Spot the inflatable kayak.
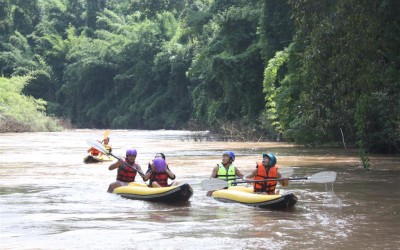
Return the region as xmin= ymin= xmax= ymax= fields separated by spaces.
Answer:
xmin=83 ymin=154 xmax=113 ymax=163
xmin=212 ymin=186 xmax=297 ymax=209
xmin=114 ymin=182 xmax=193 ymax=203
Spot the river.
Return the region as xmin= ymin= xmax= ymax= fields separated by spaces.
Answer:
xmin=0 ymin=130 xmax=399 ymax=249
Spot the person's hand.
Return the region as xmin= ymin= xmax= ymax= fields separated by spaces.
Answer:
xmin=282 ymin=178 xmax=289 ymax=187
xmin=150 ymin=162 xmax=156 ymax=172
xmin=242 ymin=177 xmax=247 ymax=182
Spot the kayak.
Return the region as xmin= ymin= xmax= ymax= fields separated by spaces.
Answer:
xmin=211 ymin=186 xmax=297 ymax=209
xmin=83 ymin=154 xmax=113 ymax=163
xmin=113 ymin=182 xmax=193 ymax=203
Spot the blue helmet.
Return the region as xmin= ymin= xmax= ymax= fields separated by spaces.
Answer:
xmin=263 ymin=153 xmax=277 ymax=167
xmin=126 ymin=149 xmax=137 ymax=156
xmin=223 ymin=151 xmax=235 ymax=161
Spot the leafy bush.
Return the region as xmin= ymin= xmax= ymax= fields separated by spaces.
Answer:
xmin=0 ymin=75 xmax=63 ymax=132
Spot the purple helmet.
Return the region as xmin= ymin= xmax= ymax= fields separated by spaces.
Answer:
xmin=126 ymin=149 xmax=137 ymax=156
xmin=153 ymin=158 xmax=166 ymax=172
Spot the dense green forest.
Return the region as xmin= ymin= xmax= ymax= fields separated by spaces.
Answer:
xmin=0 ymin=0 xmax=399 ymax=156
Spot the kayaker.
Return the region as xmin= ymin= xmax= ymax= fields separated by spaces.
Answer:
xmin=87 ymin=137 xmax=111 ymax=156
xmin=107 ymin=149 xmax=144 ymax=193
xmin=244 ymin=153 xmax=288 ymax=194
xmin=210 ymin=151 xmax=245 ymax=187
xmin=143 ymin=157 xmax=178 ymax=187
xmin=102 ymin=137 xmax=112 ymax=154
xmin=87 ymin=141 xmax=101 ymax=156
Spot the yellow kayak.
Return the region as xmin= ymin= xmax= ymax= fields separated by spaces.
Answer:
xmin=212 ymin=186 xmax=297 ymax=209
xmin=83 ymin=154 xmax=113 ymax=163
xmin=114 ymin=182 xmax=193 ymax=203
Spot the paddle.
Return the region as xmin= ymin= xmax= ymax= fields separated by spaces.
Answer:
xmin=86 ymin=138 xmax=145 ymax=178
xmin=201 ymin=171 xmax=337 ymax=191
xmin=103 ymin=129 xmax=110 ymax=141
xmin=232 ymin=167 xmax=294 ymax=180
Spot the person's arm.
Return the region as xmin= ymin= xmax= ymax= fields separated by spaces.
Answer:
xmin=210 ymin=165 xmax=219 ymax=178
xmin=143 ymin=166 xmax=152 ymax=181
xmin=245 ymin=169 xmax=258 ymax=179
xmin=276 ymin=171 xmax=289 ymax=187
xmin=135 ymin=164 xmax=145 ymax=180
xmin=234 ymin=167 xmax=245 ymax=179
xmin=165 ymin=168 xmax=176 ymax=179
xmin=143 ymin=163 xmax=154 ymax=181
xmin=108 ymin=159 xmax=122 ymax=170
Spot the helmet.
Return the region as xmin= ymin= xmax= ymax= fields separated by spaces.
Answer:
xmin=223 ymin=151 xmax=235 ymax=161
xmin=126 ymin=149 xmax=137 ymax=156
xmin=153 ymin=158 xmax=166 ymax=172
xmin=263 ymin=153 xmax=277 ymax=167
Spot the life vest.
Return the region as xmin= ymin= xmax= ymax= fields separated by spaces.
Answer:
xmin=89 ymin=147 xmax=100 ymax=156
xmin=148 ymin=161 xmax=171 ymax=187
xmin=150 ymin=171 xmax=169 ymax=187
xmin=217 ymin=163 xmax=236 ymax=186
xmin=104 ymin=144 xmax=112 ymax=153
xmin=253 ymin=162 xmax=278 ymax=194
xmin=117 ymin=161 xmax=139 ymax=182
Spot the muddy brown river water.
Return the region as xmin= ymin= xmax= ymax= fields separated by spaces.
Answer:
xmin=0 ymin=129 xmax=399 ymax=249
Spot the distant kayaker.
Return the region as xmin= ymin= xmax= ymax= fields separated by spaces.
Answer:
xmin=210 ymin=151 xmax=245 ymax=187
xmin=102 ymin=137 xmax=112 ymax=154
xmin=244 ymin=153 xmax=288 ymax=194
xmin=143 ymin=155 xmax=178 ymax=187
xmin=87 ymin=137 xmax=111 ymax=156
xmin=107 ymin=149 xmax=144 ymax=193
xmin=87 ymin=142 xmax=101 ymax=156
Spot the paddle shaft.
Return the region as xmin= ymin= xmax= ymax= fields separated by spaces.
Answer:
xmin=233 ymin=167 xmax=294 ymax=180
xmin=87 ymin=139 xmax=145 ymax=177
xmin=233 ymin=177 xmax=306 ymax=185
xmin=201 ymin=171 xmax=336 ymax=191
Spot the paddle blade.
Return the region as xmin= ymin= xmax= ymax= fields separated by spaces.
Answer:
xmin=103 ymin=129 xmax=110 ymax=140
xmin=201 ymin=179 xmax=228 ymax=191
xmin=280 ymin=167 xmax=294 ymax=178
xmin=308 ymin=171 xmax=337 ymax=183
xmin=87 ymin=139 xmax=108 ymax=154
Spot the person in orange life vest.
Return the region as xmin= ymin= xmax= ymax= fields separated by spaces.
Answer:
xmin=244 ymin=153 xmax=288 ymax=194
xmin=143 ymin=157 xmax=178 ymax=187
xmin=210 ymin=151 xmax=245 ymax=185
xmin=107 ymin=149 xmax=144 ymax=193
xmin=87 ymin=137 xmax=112 ymax=156
xmin=87 ymin=142 xmax=101 ymax=156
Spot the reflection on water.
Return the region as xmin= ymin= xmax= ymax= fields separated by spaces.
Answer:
xmin=0 ymin=130 xmax=399 ymax=249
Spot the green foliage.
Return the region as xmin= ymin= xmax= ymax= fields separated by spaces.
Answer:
xmin=264 ymin=0 xmax=400 ymax=153
xmin=0 ymin=0 xmax=398 ymax=154
xmin=260 ymin=48 xmax=289 ymax=135
xmin=259 ymin=0 xmax=294 ymax=60
xmin=189 ymin=1 xmax=265 ymax=128
xmin=0 ymin=76 xmax=62 ymax=132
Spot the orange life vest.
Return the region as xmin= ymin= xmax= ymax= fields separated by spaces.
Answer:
xmin=253 ymin=162 xmax=278 ymax=194
xmin=147 ymin=162 xmax=172 ymax=187
xmin=89 ymin=147 xmax=100 ymax=156
xmin=117 ymin=161 xmax=139 ymax=182
xmin=150 ymin=172 xmax=169 ymax=187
